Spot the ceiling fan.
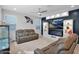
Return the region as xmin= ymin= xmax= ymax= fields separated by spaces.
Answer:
xmin=32 ymin=8 xmax=47 ymax=16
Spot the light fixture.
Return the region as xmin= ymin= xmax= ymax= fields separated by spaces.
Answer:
xmin=71 ymin=5 xmax=75 ymax=8
xmin=55 ymin=14 xmax=60 ymax=17
xmin=37 ymin=12 xmax=41 ymax=15
xmin=61 ymin=12 xmax=69 ymax=17
xmin=13 ymin=8 xmax=16 ymax=11
xmin=46 ymin=16 xmax=50 ymax=19
xmin=51 ymin=15 xmax=55 ymax=18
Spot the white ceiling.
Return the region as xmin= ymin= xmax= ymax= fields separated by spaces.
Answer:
xmin=1 ymin=5 xmax=79 ymax=17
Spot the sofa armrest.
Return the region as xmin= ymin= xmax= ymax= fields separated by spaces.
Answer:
xmin=56 ymin=43 xmax=65 ymax=54
xmin=34 ymin=48 xmax=44 ymax=54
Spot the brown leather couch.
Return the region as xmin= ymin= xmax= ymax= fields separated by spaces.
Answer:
xmin=16 ymin=29 xmax=39 ymax=44
xmin=34 ymin=34 xmax=78 ymax=54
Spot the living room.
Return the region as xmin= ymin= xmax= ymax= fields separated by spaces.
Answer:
xmin=0 ymin=5 xmax=79 ymax=54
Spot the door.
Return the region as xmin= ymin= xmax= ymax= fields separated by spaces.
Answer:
xmin=0 ymin=25 xmax=9 ymax=52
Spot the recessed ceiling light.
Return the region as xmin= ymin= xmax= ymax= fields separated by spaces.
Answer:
xmin=13 ymin=8 xmax=16 ymax=11
xmin=37 ymin=12 xmax=41 ymax=15
xmin=71 ymin=5 xmax=75 ymax=8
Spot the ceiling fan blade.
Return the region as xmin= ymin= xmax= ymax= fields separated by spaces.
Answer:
xmin=40 ymin=10 xmax=47 ymax=13
xmin=31 ymin=11 xmax=38 ymax=13
xmin=31 ymin=8 xmax=47 ymax=16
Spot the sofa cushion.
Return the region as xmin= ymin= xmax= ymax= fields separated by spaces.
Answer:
xmin=34 ymin=48 xmax=44 ymax=54
xmin=65 ymin=43 xmax=76 ymax=54
xmin=64 ymin=34 xmax=77 ymax=50
xmin=64 ymin=37 xmax=73 ymax=49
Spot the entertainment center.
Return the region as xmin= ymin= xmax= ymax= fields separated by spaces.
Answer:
xmin=41 ymin=9 xmax=79 ymax=43
xmin=42 ymin=17 xmax=70 ymax=37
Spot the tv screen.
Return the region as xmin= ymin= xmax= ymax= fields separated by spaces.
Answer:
xmin=48 ymin=19 xmax=63 ymax=36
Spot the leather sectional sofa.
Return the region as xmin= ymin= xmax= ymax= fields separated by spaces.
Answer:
xmin=16 ymin=29 xmax=39 ymax=44
xmin=34 ymin=34 xmax=78 ymax=54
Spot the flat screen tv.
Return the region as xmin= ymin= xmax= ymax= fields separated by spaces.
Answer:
xmin=48 ymin=19 xmax=63 ymax=36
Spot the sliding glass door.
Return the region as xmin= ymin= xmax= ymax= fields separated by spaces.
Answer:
xmin=0 ymin=25 xmax=9 ymax=52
